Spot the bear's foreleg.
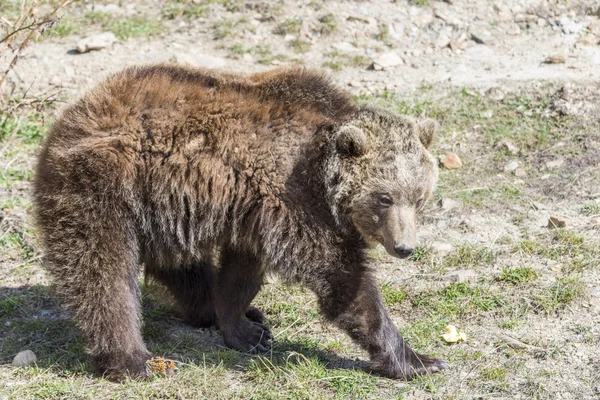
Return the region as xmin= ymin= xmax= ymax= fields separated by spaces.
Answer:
xmin=309 ymin=261 xmax=447 ymax=379
xmin=214 ymin=248 xmax=272 ymax=352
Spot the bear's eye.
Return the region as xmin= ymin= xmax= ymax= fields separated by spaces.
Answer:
xmin=416 ymin=197 xmax=425 ymax=209
xmin=379 ymin=196 xmax=393 ymax=207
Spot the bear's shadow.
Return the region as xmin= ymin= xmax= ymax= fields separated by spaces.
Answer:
xmin=0 ymin=284 xmax=368 ymax=377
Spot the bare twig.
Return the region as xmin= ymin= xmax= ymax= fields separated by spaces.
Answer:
xmin=0 ymin=0 xmax=72 ymax=93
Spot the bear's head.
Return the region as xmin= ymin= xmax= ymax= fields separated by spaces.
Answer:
xmin=325 ymin=107 xmax=438 ymax=258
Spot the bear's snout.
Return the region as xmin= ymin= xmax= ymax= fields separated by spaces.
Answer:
xmin=393 ymin=244 xmax=414 ymax=259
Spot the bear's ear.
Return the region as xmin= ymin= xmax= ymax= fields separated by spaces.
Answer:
xmin=335 ymin=125 xmax=368 ymax=157
xmin=418 ymin=118 xmax=437 ymax=149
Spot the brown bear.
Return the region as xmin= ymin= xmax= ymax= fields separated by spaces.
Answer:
xmin=33 ymin=64 xmax=446 ymax=380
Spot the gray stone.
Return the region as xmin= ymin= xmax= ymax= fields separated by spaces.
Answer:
xmin=75 ymin=32 xmax=118 ymax=53
xmin=13 ymin=350 xmax=37 ymax=367
xmin=372 ymin=52 xmax=404 ymax=70
xmin=439 ymin=198 xmax=461 ymax=211
xmin=504 ymin=161 xmax=519 ymax=172
xmin=548 ymin=215 xmax=570 ymax=229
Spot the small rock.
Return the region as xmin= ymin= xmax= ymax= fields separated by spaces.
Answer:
xmin=348 ymin=81 xmax=361 ymax=88
xmin=470 ymin=31 xmax=494 ymax=46
xmin=560 ymin=16 xmax=584 ymax=34
xmin=435 ymin=32 xmax=452 ymax=48
xmin=442 ymin=153 xmax=462 ymax=169
xmin=430 ymin=242 xmax=454 ymax=253
xmin=504 ymin=161 xmax=519 ymax=172
xmin=497 ymin=140 xmax=519 ymax=154
xmin=506 ymin=23 xmax=522 ymax=35
xmin=13 ymin=350 xmax=37 ymax=367
xmin=575 ymin=347 xmax=585 ymax=357
xmin=439 ymin=198 xmax=461 ymax=211
xmin=548 ymin=216 xmax=570 ymax=229
xmin=494 ymin=4 xmax=513 ymax=21
xmin=75 ymin=32 xmax=118 ymax=53
xmin=371 ymin=52 xmax=404 ymax=70
xmin=537 ymin=18 xmax=547 ymax=27
xmin=443 ymin=269 xmax=477 ymax=283
xmin=449 ymin=39 xmax=465 ymax=51
xmin=514 ymin=168 xmax=527 ymax=178
xmin=545 ymin=53 xmax=567 ymax=64
xmin=546 ymin=158 xmax=564 ymax=169
xmin=486 ymin=87 xmax=505 ymax=101
xmin=577 ymin=34 xmax=599 ymax=46
xmin=514 ymin=14 xmax=538 ymax=23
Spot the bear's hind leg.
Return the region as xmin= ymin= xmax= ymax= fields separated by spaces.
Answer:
xmin=214 ymin=248 xmax=271 ymax=352
xmin=38 ymin=205 xmax=150 ymax=379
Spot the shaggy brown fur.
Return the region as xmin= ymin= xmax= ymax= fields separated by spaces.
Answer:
xmin=33 ymin=64 xmax=446 ymax=380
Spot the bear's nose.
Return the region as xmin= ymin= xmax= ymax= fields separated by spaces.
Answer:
xmin=394 ymin=244 xmax=414 ymax=259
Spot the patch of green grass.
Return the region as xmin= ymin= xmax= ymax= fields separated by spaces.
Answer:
xmin=318 ymin=14 xmax=336 ymax=35
xmin=410 ymin=0 xmax=430 ymax=5
xmin=481 ymin=367 xmax=506 ymax=381
xmin=84 ymin=12 xmax=161 ymax=40
xmin=580 ymin=202 xmax=600 ymax=215
xmin=444 ymin=244 xmax=494 ymax=268
xmin=0 ymin=296 xmax=25 ymax=318
xmin=274 ymin=18 xmax=302 ymax=35
xmin=410 ymin=245 xmax=432 ymax=262
xmin=287 ymin=39 xmax=311 ymax=54
xmin=322 ymin=52 xmax=370 ymax=71
xmin=162 ymin=0 xmax=208 ymax=19
xmin=534 ymin=276 xmax=586 ymax=314
xmin=497 ymin=266 xmax=539 ymax=285
xmin=46 ymin=16 xmax=81 ymax=38
xmin=381 ymin=283 xmax=407 ymax=306
xmin=245 ymin=347 xmax=377 ymax=400
xmin=498 ymin=318 xmax=523 ymax=329
xmin=214 ymin=19 xmax=236 ymax=39
xmin=414 ymin=283 xmax=504 ymax=317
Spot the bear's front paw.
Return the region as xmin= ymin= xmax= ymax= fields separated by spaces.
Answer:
xmin=377 ymin=351 xmax=448 ymax=380
xmin=222 ymin=319 xmax=272 ymax=353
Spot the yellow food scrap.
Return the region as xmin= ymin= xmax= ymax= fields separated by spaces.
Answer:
xmin=146 ymin=356 xmax=178 ymax=377
xmin=442 ymin=325 xmax=467 ymax=343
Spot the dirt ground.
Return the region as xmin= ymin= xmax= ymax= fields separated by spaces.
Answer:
xmin=1 ymin=0 xmax=599 ymax=399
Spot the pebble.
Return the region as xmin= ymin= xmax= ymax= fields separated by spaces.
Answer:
xmin=545 ymin=53 xmax=567 ymax=64
xmin=498 ymin=139 xmax=519 ymax=154
xmin=548 ymin=216 xmax=570 ymax=229
xmin=372 ymin=52 xmax=404 ymax=70
xmin=13 ymin=350 xmax=37 ymax=367
xmin=442 ymin=153 xmax=462 ymax=169
xmin=506 ymin=23 xmax=522 ymax=36
xmin=435 ymin=32 xmax=452 ymax=48
xmin=470 ymin=31 xmax=494 ymax=46
xmin=514 ymin=168 xmax=527 ymax=178
xmin=439 ymin=198 xmax=461 ymax=211
xmin=486 ymin=87 xmax=506 ymax=101
xmin=443 ymin=269 xmax=477 ymax=283
xmin=504 ymin=161 xmax=519 ymax=172
xmin=75 ymin=32 xmax=118 ymax=53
